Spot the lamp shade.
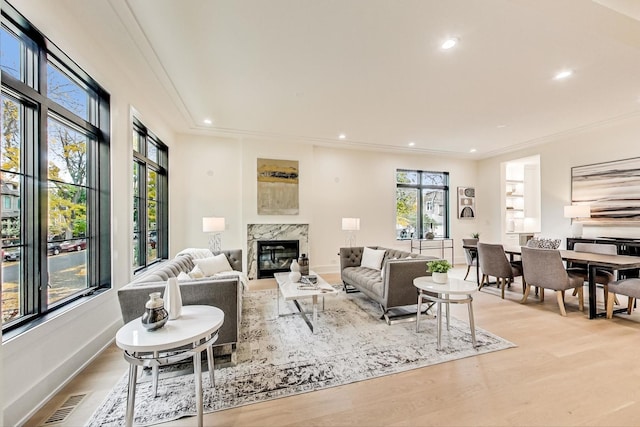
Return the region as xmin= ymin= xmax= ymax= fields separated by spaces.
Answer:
xmin=341 ymin=217 xmax=360 ymax=231
xmin=563 ymin=205 xmax=591 ymax=219
xmin=202 ymin=217 xmax=225 ymax=233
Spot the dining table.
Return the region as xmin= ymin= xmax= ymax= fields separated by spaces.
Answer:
xmin=463 ymin=243 xmax=640 ymax=319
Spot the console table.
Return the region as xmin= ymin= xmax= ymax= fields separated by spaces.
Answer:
xmin=411 ymin=238 xmax=454 ymax=264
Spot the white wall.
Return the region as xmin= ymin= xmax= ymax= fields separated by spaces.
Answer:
xmin=2 ymin=2 xmax=179 ymax=425
xmin=170 ymin=135 xmax=479 ymax=270
xmin=477 ymin=114 xmax=640 ymax=246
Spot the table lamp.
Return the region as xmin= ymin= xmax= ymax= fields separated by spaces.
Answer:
xmin=342 ymin=217 xmax=360 ymax=247
xmin=202 ymin=217 xmax=225 ymax=252
xmin=563 ymin=205 xmax=590 ymax=238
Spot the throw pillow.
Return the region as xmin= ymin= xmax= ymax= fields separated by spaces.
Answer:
xmin=194 ymin=253 xmax=233 ymax=276
xmin=189 ymin=266 xmax=204 ymax=279
xmin=361 ymin=247 xmax=386 ymax=270
xmin=177 ymin=271 xmax=191 ymax=281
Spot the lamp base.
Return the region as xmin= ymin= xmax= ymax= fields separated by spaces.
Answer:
xmin=208 ymin=233 xmax=222 ymax=253
xmin=570 ymin=222 xmax=583 ymax=239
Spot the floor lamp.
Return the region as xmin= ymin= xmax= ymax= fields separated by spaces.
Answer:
xmin=342 ymin=217 xmax=360 ymax=247
xmin=203 ymin=217 xmax=225 ymax=252
xmin=563 ymin=205 xmax=590 ymax=238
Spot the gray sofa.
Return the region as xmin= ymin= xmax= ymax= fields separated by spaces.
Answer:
xmin=339 ymin=246 xmax=437 ymax=323
xmin=117 ymin=249 xmax=243 ymax=362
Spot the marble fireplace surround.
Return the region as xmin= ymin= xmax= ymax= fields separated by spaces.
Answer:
xmin=247 ymin=224 xmax=309 ymax=279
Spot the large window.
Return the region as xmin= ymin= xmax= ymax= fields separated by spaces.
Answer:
xmin=1 ymin=3 xmax=111 ymax=332
xmin=133 ymin=119 xmax=168 ymax=272
xmin=396 ymin=169 xmax=449 ymax=239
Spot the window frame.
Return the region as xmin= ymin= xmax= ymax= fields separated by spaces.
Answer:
xmin=396 ymin=169 xmax=450 ymax=240
xmin=132 ymin=118 xmax=168 ymax=273
xmin=1 ymin=2 xmax=111 ymax=334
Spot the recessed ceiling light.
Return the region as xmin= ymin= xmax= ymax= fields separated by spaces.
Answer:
xmin=408 ymin=142 xmax=416 ymax=147
xmin=441 ymin=38 xmax=458 ymax=50
xmin=554 ymin=70 xmax=573 ymax=80
xmin=203 ymin=118 xmax=212 ymax=125
xmin=338 ymin=133 xmax=346 ymax=140
xmin=496 ymin=124 xmax=507 ymax=128
xmin=470 ymin=148 xmax=477 ymax=153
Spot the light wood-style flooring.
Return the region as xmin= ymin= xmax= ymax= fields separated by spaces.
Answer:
xmin=25 ymin=267 xmax=640 ymax=427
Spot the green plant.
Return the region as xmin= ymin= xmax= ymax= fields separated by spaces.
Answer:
xmin=471 ymin=232 xmax=480 ymax=239
xmin=427 ymin=259 xmax=452 ymax=273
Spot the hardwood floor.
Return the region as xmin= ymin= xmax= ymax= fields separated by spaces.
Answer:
xmin=25 ymin=267 xmax=640 ymax=426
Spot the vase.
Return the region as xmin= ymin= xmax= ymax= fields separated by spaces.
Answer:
xmin=298 ymin=254 xmax=309 ymax=275
xmin=141 ymin=292 xmax=168 ymax=331
xmin=432 ymin=272 xmax=448 ymax=284
xmin=289 ymin=271 xmax=302 ymax=283
xmin=290 ymin=259 xmax=300 ymax=272
xmin=164 ymin=277 xmax=183 ymax=320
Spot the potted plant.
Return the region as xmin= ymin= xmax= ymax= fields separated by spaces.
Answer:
xmin=427 ymin=259 xmax=453 ymax=284
xmin=471 ymin=232 xmax=480 ymax=239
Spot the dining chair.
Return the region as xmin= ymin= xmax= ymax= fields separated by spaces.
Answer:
xmin=520 ymin=246 xmax=584 ymax=316
xmin=462 ymin=238 xmax=478 ymax=281
xmin=477 ymin=242 xmax=525 ymax=299
xmin=606 ymin=278 xmax=640 ymax=318
xmin=567 ymin=243 xmax=617 ymax=308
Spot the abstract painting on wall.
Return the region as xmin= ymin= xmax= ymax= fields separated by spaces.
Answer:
xmin=257 ymin=158 xmax=299 ymax=215
xmin=572 ymin=157 xmax=640 ymax=223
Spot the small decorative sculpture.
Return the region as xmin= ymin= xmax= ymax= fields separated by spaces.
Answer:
xmin=141 ymin=292 xmax=168 ymax=331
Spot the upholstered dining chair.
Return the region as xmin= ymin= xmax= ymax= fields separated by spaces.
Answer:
xmin=477 ymin=242 xmax=524 ymax=299
xmin=606 ymin=278 xmax=640 ymax=318
xmin=567 ymin=243 xmax=617 ymax=308
xmin=462 ymin=238 xmax=478 ymax=281
xmin=520 ymin=246 xmax=584 ymax=316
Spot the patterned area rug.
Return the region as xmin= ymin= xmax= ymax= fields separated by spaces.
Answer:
xmin=88 ymin=287 xmax=515 ymax=426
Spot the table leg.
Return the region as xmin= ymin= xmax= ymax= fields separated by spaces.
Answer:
xmin=445 ymin=294 xmax=450 ymax=331
xmin=152 ymin=350 xmax=159 ymax=397
xmin=207 ymin=343 xmax=215 ymax=387
xmin=312 ymin=295 xmax=318 ymax=334
xmin=125 ymin=363 xmax=137 ymax=427
xmin=436 ymin=301 xmax=442 ymax=350
xmin=589 ymin=264 xmax=597 ymax=319
xmin=416 ymin=292 xmax=422 ymax=332
xmin=194 ymin=351 xmax=203 ymax=427
xmin=475 ymin=254 xmax=480 ymax=287
xmin=468 ymin=297 xmax=477 ymax=347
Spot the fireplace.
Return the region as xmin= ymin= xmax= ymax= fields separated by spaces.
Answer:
xmin=256 ymin=240 xmax=299 ymax=279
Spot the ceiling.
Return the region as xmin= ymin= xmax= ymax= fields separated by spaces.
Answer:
xmin=70 ymin=0 xmax=640 ymax=158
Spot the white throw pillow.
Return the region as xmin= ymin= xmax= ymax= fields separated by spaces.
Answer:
xmin=177 ymin=271 xmax=191 ymax=281
xmin=194 ymin=253 xmax=233 ymax=276
xmin=361 ymin=247 xmax=386 ymax=270
xmin=189 ymin=266 xmax=204 ymax=279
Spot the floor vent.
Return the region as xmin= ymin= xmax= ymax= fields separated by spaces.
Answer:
xmin=42 ymin=393 xmax=87 ymax=425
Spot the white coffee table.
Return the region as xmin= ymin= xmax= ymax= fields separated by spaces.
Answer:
xmin=274 ymin=271 xmax=338 ymax=334
xmin=414 ymin=276 xmax=478 ymax=350
xmin=115 ymin=305 xmax=224 ymax=427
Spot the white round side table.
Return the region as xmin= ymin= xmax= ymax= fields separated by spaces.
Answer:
xmin=414 ymin=276 xmax=478 ymax=350
xmin=116 ymin=305 xmax=224 ymax=427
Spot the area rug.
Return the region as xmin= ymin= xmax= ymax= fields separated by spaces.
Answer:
xmin=88 ymin=287 xmax=515 ymax=426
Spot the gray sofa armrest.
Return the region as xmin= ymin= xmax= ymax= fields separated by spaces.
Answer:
xmin=383 ymin=257 xmax=437 ymax=308
xmin=117 ymin=277 xmax=240 ymax=346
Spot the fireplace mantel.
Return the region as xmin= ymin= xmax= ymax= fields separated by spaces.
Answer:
xmin=247 ymin=224 xmax=309 ymax=279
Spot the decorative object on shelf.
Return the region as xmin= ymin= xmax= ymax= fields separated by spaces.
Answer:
xmin=298 ymin=253 xmax=309 ymax=275
xmin=424 ymin=222 xmax=435 ymax=239
xmin=507 ymin=219 xmax=515 ymax=232
xmin=564 ymin=205 xmax=591 ymax=238
xmin=290 ymin=258 xmax=300 ymax=272
xmin=427 ymin=259 xmax=453 ymax=284
xmin=164 ymin=277 xmax=182 ymax=320
xmin=458 ymin=186 xmax=476 ymax=219
xmin=202 ymin=216 xmax=225 ymax=252
xmin=572 ymin=157 xmax=640 ymax=224
xmin=341 ymin=217 xmax=360 ymax=247
xmin=289 ymin=271 xmax=302 ymax=282
xmin=141 ymin=292 xmax=168 ymax=331
xmin=471 ymin=232 xmax=480 ymax=239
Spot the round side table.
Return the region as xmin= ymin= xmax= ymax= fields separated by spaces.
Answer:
xmin=414 ymin=276 xmax=478 ymax=350
xmin=116 ymin=305 xmax=224 ymax=427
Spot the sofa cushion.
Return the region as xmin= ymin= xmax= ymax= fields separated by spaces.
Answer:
xmin=361 ymin=247 xmax=386 ymax=270
xmin=342 ymin=266 xmax=384 ymax=298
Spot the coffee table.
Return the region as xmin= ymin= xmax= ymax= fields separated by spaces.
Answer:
xmin=414 ymin=276 xmax=478 ymax=350
xmin=274 ymin=271 xmax=338 ymax=334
